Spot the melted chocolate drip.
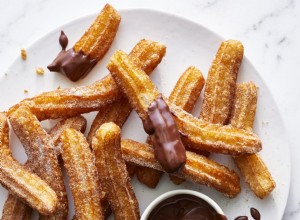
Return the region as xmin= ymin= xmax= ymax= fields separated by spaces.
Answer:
xmin=235 ymin=217 xmax=248 ymax=220
xmin=47 ymin=31 xmax=97 ymax=82
xmin=147 ymin=194 xmax=227 ymax=220
xmin=143 ymin=95 xmax=186 ymax=173
xmin=59 ymin=30 xmax=68 ymax=50
xmin=250 ymin=208 xmax=260 ymax=220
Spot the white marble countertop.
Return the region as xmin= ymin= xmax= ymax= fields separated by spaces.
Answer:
xmin=0 ymin=0 xmax=299 ymax=219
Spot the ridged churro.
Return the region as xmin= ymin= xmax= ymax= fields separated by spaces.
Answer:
xmin=0 ymin=112 xmax=58 ymax=215
xmin=48 ymin=4 xmax=121 ymax=81
xmin=92 ymin=123 xmax=140 ymax=220
xmin=169 ymin=66 xmax=205 ymax=112
xmin=49 ymin=116 xmax=87 ymax=156
xmin=8 ymin=106 xmax=67 ymax=219
xmin=200 ymin=40 xmax=243 ymax=124
xmin=136 ymin=66 xmax=205 ymax=188
xmin=121 ymin=139 xmax=241 ymax=198
xmin=230 ymin=82 xmax=275 ymax=199
xmin=87 ymin=39 xmax=166 ymax=143
xmin=61 ymin=129 xmax=103 ymax=220
xmin=10 ymin=40 xmax=166 ymax=121
xmin=2 ymin=116 xmax=86 ymax=220
xmin=107 ymin=50 xmax=262 ymax=155
xmin=1 ymin=193 xmax=32 ymax=220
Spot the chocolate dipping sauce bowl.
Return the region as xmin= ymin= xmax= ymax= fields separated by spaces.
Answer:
xmin=141 ymin=189 xmax=226 ymax=220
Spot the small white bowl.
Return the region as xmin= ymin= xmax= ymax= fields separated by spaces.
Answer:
xmin=141 ymin=189 xmax=224 ymax=220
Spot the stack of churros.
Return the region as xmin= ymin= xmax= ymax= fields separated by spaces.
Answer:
xmin=0 ymin=3 xmax=276 ymax=219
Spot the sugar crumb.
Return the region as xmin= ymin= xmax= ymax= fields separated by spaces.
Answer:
xmin=21 ymin=49 xmax=27 ymax=60
xmin=36 ymin=67 xmax=45 ymax=75
xmin=24 ymin=89 xmax=28 ymax=93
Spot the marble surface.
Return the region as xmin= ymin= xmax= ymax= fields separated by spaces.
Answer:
xmin=0 ymin=0 xmax=299 ymax=219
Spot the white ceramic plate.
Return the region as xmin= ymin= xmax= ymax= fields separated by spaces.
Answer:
xmin=0 ymin=9 xmax=290 ymax=219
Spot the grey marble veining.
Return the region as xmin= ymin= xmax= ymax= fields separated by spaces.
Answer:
xmin=0 ymin=0 xmax=299 ymax=219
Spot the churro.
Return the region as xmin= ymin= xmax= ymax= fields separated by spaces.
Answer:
xmin=61 ymin=128 xmax=103 ymax=220
xmin=137 ymin=66 xmax=205 ymax=187
xmin=48 ymin=4 xmax=121 ymax=81
xmin=2 ymin=115 xmax=86 ymax=219
xmin=92 ymin=123 xmax=140 ymax=220
xmin=200 ymin=40 xmax=243 ymax=124
xmin=10 ymin=40 xmax=166 ymax=121
xmin=2 ymin=192 xmax=32 ymax=220
xmin=230 ymin=82 xmax=275 ymax=199
xmin=87 ymin=38 xmax=167 ymax=143
xmin=107 ymin=50 xmax=262 ymax=155
xmin=8 ymin=106 xmax=67 ymax=219
xmin=0 ymin=112 xmax=58 ymax=215
xmin=121 ymin=139 xmax=241 ymax=198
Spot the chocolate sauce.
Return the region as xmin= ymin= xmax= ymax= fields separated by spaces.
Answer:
xmin=234 ymin=207 xmax=261 ymax=220
xmin=143 ymin=95 xmax=186 ymax=173
xmin=250 ymin=208 xmax=260 ymax=220
xmin=47 ymin=31 xmax=97 ymax=82
xmin=59 ymin=31 xmax=68 ymax=50
xmin=147 ymin=194 xmax=227 ymax=220
xmin=235 ymin=217 xmax=248 ymax=220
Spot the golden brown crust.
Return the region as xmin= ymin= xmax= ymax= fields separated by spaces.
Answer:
xmin=169 ymin=66 xmax=205 ymax=112
xmin=121 ymin=139 xmax=241 ymax=198
xmin=87 ymin=95 xmax=132 ymax=144
xmin=0 ymin=112 xmax=11 ymax=157
xmin=136 ymin=66 xmax=205 ymax=188
xmin=87 ymin=39 xmax=166 ymax=144
xmin=61 ymin=129 xmax=103 ymax=220
xmin=2 ymin=116 xmax=87 ymax=219
xmin=136 ymin=167 xmax=164 ymax=188
xmin=0 ymin=113 xmax=58 ymax=215
xmin=8 ymin=107 xmax=67 ymax=219
xmin=74 ymin=4 xmax=121 ymax=60
xmin=230 ymin=82 xmax=275 ymax=199
xmin=49 ymin=116 xmax=87 ymax=156
xmin=199 ymin=40 xmax=243 ymax=124
xmin=92 ymin=123 xmax=140 ymax=220
xmin=107 ymin=50 xmax=262 ymax=155
xmin=230 ymin=82 xmax=257 ymax=131
xmin=0 ymin=158 xmax=58 ymax=215
xmin=2 ymin=193 xmax=32 ymax=220
xmin=9 ymin=40 xmax=166 ymax=121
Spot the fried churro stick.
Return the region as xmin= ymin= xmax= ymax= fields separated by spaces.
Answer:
xmin=8 ymin=107 xmax=67 ymax=219
xmin=92 ymin=123 xmax=140 ymax=220
xmin=2 ymin=193 xmax=32 ymax=220
xmin=136 ymin=66 xmax=205 ymax=188
xmin=48 ymin=4 xmax=121 ymax=81
xmin=0 ymin=113 xmax=58 ymax=215
xmin=61 ymin=129 xmax=103 ymax=220
xmin=200 ymin=40 xmax=243 ymax=124
xmin=107 ymin=51 xmax=262 ymax=155
xmin=74 ymin=4 xmax=120 ymax=61
xmin=10 ymin=40 xmax=166 ymax=121
xmin=121 ymin=139 xmax=240 ymax=197
xmin=230 ymin=82 xmax=275 ymax=199
xmin=2 ymin=116 xmax=87 ymax=220
xmin=196 ymin=40 xmax=243 ymax=158
xmin=87 ymin=38 xmax=167 ymax=143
